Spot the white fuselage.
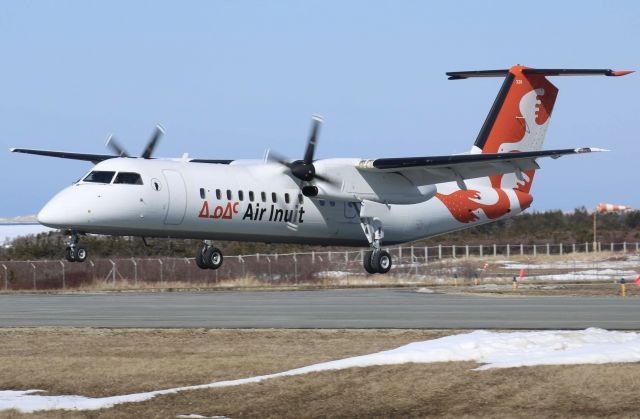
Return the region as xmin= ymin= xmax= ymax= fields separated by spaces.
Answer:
xmin=37 ymin=157 xmax=530 ymax=246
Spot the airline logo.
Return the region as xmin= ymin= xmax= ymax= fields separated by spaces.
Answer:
xmin=198 ymin=201 xmax=305 ymax=223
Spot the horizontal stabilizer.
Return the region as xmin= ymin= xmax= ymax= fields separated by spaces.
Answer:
xmin=447 ymin=68 xmax=633 ymax=80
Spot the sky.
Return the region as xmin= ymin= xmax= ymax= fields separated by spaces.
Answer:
xmin=1 ymin=0 xmax=638 ymax=216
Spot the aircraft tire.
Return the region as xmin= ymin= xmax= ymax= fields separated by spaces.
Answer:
xmin=195 ymin=244 xmax=208 ymax=270
xmin=371 ymin=250 xmax=392 ymax=274
xmin=204 ymin=247 xmax=224 ymax=270
xmin=363 ymin=250 xmax=377 ymax=274
xmin=74 ymin=247 xmax=88 ymax=263
xmin=64 ymin=247 xmax=75 ymax=262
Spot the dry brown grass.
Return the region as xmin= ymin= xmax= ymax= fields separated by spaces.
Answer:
xmin=2 ymin=328 xmax=640 ymax=418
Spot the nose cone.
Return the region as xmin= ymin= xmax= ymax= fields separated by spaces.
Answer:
xmin=37 ymin=186 xmax=87 ymax=228
xmin=37 ymin=198 xmax=70 ymax=228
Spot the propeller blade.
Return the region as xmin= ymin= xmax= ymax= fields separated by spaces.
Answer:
xmin=313 ymin=172 xmax=340 ymax=187
xmin=303 ymin=115 xmax=323 ymax=164
xmin=105 ymin=134 xmax=130 ymax=157
xmin=141 ymin=125 xmax=165 ymax=159
xmin=266 ymin=150 xmax=292 ymax=168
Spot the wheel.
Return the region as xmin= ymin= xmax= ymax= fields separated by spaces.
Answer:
xmin=363 ymin=250 xmax=377 ymax=274
xmin=74 ymin=246 xmax=88 ymax=263
xmin=203 ymin=247 xmax=224 ymax=270
xmin=64 ymin=246 xmax=75 ymax=262
xmin=195 ymin=243 xmax=209 ymax=269
xmin=371 ymin=250 xmax=392 ymax=274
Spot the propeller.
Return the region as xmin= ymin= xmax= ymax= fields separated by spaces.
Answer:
xmin=105 ymin=125 xmax=165 ymax=159
xmin=269 ymin=116 xmax=338 ymax=187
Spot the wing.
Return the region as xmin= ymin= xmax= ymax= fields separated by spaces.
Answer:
xmin=10 ymin=148 xmax=117 ymax=163
xmin=356 ymin=147 xmax=605 ymax=186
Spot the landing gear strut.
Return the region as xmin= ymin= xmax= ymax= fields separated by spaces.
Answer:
xmin=63 ymin=233 xmax=88 ymax=263
xmin=360 ymin=216 xmax=392 ymax=274
xmin=195 ymin=241 xmax=224 ymax=270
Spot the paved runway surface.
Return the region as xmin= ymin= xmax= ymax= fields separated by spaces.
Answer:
xmin=1 ymin=289 xmax=639 ymax=329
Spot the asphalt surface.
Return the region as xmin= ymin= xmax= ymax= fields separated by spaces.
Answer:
xmin=0 ymin=289 xmax=639 ymax=329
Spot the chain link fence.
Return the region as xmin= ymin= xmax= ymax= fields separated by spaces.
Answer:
xmin=1 ymin=242 xmax=639 ymax=290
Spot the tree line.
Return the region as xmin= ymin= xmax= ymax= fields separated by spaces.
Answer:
xmin=1 ymin=208 xmax=639 ymax=260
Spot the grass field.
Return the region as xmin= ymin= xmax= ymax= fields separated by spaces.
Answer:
xmin=2 ymin=328 xmax=640 ymax=418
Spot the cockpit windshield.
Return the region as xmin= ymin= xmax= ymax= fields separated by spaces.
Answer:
xmin=82 ymin=171 xmax=115 ymax=184
xmin=114 ymin=172 xmax=143 ymax=185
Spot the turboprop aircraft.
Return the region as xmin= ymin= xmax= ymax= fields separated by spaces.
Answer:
xmin=10 ymin=65 xmax=632 ymax=273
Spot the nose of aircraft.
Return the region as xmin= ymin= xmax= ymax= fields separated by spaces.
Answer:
xmin=37 ymin=187 xmax=86 ymax=228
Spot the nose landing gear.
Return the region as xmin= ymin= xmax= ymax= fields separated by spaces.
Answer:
xmin=63 ymin=233 xmax=88 ymax=263
xmin=195 ymin=241 xmax=224 ymax=270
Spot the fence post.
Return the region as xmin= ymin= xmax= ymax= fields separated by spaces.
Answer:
xmin=493 ymin=244 xmax=497 ymax=257
xmin=479 ymin=245 xmax=483 ymax=257
xmin=438 ymin=244 xmax=442 ymax=259
xmin=623 ymin=242 xmax=627 ymax=252
xmin=110 ymin=259 xmax=116 ymax=286
xmin=465 ymin=245 xmax=469 ymax=258
xmin=30 ymin=262 xmax=36 ymax=290
xmin=610 ymin=242 xmax=614 ymax=252
xmin=344 ymin=251 xmax=348 ymax=262
xmin=2 ymin=264 xmax=7 ymax=290
xmin=312 ymin=251 xmax=315 ymax=264
xmin=520 ymin=244 xmax=523 ymax=256
xmin=410 ymin=245 xmax=415 ymax=262
xmin=559 ymin=243 xmax=563 ymax=256
xmin=158 ymin=259 xmax=164 ymax=283
xmin=572 ymin=243 xmax=576 ymax=254
xmin=424 ymin=246 xmax=428 ymax=264
xmin=533 ymin=244 xmax=537 ymax=257
xmin=59 ymin=261 xmax=65 ymax=290
xmin=131 ymin=258 xmax=138 ymax=286
xmin=585 ymin=242 xmax=589 ymax=253
xmin=293 ymin=253 xmax=298 ymax=283
xmin=506 ymin=244 xmax=510 ymax=258
xmin=546 ymin=243 xmax=550 ymax=256
xmin=452 ymin=245 xmax=456 ymax=259
xmin=398 ymin=246 xmax=403 ymax=261
xmin=239 ymin=256 xmax=245 ymax=278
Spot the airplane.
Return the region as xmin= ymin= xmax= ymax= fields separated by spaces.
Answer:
xmin=10 ymin=65 xmax=632 ymax=274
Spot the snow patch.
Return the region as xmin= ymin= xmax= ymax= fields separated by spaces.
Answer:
xmin=3 ymin=329 xmax=640 ymax=413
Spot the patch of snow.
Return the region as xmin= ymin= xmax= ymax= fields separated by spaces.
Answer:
xmin=315 ymin=271 xmax=351 ymax=278
xmin=415 ymin=287 xmax=435 ymax=293
xmin=535 ymin=269 xmax=638 ymax=281
xmin=3 ymin=329 xmax=640 ymax=413
xmin=502 ymin=259 xmax=640 ymax=270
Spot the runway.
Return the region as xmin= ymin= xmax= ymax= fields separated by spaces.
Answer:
xmin=1 ymin=289 xmax=639 ymax=329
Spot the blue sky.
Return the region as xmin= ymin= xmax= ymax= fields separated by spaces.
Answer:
xmin=1 ymin=0 xmax=638 ymax=216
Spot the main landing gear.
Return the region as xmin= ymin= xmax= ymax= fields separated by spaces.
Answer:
xmin=360 ymin=216 xmax=392 ymax=274
xmin=63 ymin=233 xmax=88 ymax=263
xmin=195 ymin=241 xmax=224 ymax=270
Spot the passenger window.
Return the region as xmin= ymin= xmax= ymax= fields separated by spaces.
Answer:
xmin=261 ymin=192 xmax=267 ymax=202
xmin=238 ymin=190 xmax=244 ymax=201
xmin=114 ymin=172 xmax=143 ymax=185
xmin=285 ymin=193 xmax=290 ymax=204
xmin=319 ymin=199 xmax=325 ymax=206
xmin=271 ymin=192 xmax=277 ymax=203
xmin=298 ymin=194 xmax=304 ymax=204
xmin=199 ymin=188 xmax=206 ymax=199
xmin=227 ymin=190 xmax=232 ymax=200
xmin=216 ymin=189 xmax=221 ymax=200
xmin=249 ymin=191 xmax=255 ymax=202
xmin=83 ymin=171 xmax=116 ymax=184
xmin=330 ymin=201 xmax=336 ymax=207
